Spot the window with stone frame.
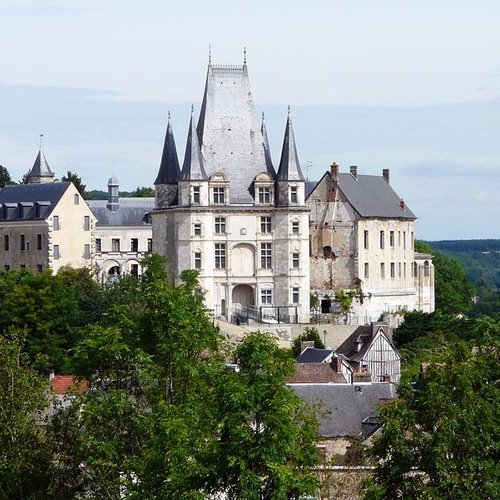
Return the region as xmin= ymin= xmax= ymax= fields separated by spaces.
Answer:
xmin=147 ymin=238 xmax=152 ymax=252
xmin=380 ymin=262 xmax=385 ymax=278
xmin=214 ymin=217 xmax=226 ymax=234
xmin=215 ymin=243 xmax=226 ymax=269
xmin=292 ymin=251 xmax=300 ymax=268
xmin=258 ymin=187 xmax=271 ymax=204
xmin=130 ymin=238 xmax=139 ymax=252
xmin=390 ymin=231 xmax=395 ymax=247
xmin=53 ymin=245 xmax=60 ymax=260
xmin=260 ymin=243 xmax=272 ymax=269
xmin=363 ymin=230 xmax=369 ymax=249
xmin=194 ymin=252 xmax=202 ymax=270
xmin=292 ymin=287 xmax=300 ymax=304
xmin=194 ymin=222 xmax=202 ymax=236
xmin=390 ymin=262 xmax=395 ymax=278
xmin=53 ymin=215 xmax=60 ymax=231
xmin=192 ymin=186 xmax=201 ymax=204
xmin=84 ymin=244 xmax=91 ymax=259
xmin=4 ymin=235 xmax=9 ymax=251
xmin=84 ymin=216 xmax=90 ymax=231
xmin=37 ymin=234 xmax=42 ymax=251
xmin=260 ymin=216 xmax=272 ymax=233
xmin=380 ymin=230 xmax=385 ymax=249
xmin=290 ymin=186 xmax=298 ymax=203
xmin=96 ymin=238 xmax=102 ymax=253
xmin=261 ymin=289 xmax=273 ymax=305
xmin=213 ymin=187 xmax=225 ymax=204
xmin=364 ymin=262 xmax=369 ymax=279
xmin=111 ymin=239 xmax=120 ymax=252
xmin=291 ymin=220 xmax=300 ymax=234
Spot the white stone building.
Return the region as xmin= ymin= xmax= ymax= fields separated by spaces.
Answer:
xmin=307 ymin=163 xmax=434 ymax=323
xmin=88 ymin=177 xmax=154 ymax=282
xmin=153 ymin=59 xmax=310 ymax=323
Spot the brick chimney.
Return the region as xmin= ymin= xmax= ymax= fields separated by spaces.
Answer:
xmin=382 ymin=168 xmax=390 ymax=183
xmin=349 ymin=165 xmax=358 ymax=178
xmin=330 ymin=162 xmax=339 ymax=182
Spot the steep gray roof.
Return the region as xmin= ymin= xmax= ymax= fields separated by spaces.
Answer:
xmin=296 ymin=348 xmax=334 ymax=363
xmin=88 ymin=198 xmax=155 ymax=227
xmin=337 ymin=172 xmax=416 ymax=219
xmin=196 ymin=63 xmax=270 ymax=202
xmin=261 ymin=113 xmax=276 ymax=177
xmin=155 ymin=112 xmax=181 ymax=185
xmin=29 ymin=148 xmax=54 ymax=181
xmin=0 ymin=182 xmax=70 ymax=220
xmin=180 ymin=111 xmax=207 ymax=181
xmin=290 ymin=383 xmax=396 ymax=437
xmin=277 ymin=110 xmax=304 ymax=181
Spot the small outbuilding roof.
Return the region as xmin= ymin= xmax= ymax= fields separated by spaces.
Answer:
xmin=88 ymin=198 xmax=155 ymax=227
xmin=296 ymin=347 xmax=334 ymax=363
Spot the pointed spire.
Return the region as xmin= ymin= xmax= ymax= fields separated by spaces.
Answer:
xmin=277 ymin=108 xmax=304 ymax=181
xmin=28 ymin=144 xmax=55 ymax=184
xmin=208 ymin=44 xmax=212 ymax=65
xmin=155 ymin=110 xmax=181 ymax=185
xmin=243 ymin=46 xmax=247 ymax=65
xmin=260 ymin=111 xmax=275 ymax=176
xmin=180 ymin=107 xmax=208 ymax=181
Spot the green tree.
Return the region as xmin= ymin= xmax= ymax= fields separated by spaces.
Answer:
xmin=204 ymin=332 xmax=319 ymax=498
xmin=415 ymin=240 xmax=474 ymax=314
xmin=291 ymin=326 xmax=325 ymax=357
xmin=61 ymin=171 xmax=88 ymax=199
xmin=365 ymin=340 xmax=500 ymax=499
xmin=133 ymin=186 xmax=155 ymax=197
xmin=0 ymin=164 xmax=15 ymax=188
xmin=0 ymin=330 xmax=54 ymax=498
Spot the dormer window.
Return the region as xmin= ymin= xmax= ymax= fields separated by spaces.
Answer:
xmin=258 ymin=187 xmax=271 ymax=204
xmin=253 ymin=172 xmax=274 ymax=206
xmin=213 ymin=187 xmax=225 ymax=204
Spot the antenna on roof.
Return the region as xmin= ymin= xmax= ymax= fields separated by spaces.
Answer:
xmin=243 ymin=46 xmax=247 ymax=65
xmin=39 ymin=134 xmax=43 ymax=149
xmin=208 ymin=43 xmax=212 ymax=65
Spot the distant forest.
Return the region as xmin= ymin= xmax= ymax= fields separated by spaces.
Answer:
xmin=427 ymin=239 xmax=500 ymax=253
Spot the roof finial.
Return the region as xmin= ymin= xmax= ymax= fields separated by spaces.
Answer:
xmin=168 ymin=110 xmax=171 ymax=122
xmin=208 ymin=43 xmax=212 ymax=65
xmin=39 ymin=133 xmax=43 ymax=150
xmin=287 ymin=105 xmax=291 ymax=116
xmin=191 ymin=103 xmax=194 ymax=115
xmin=261 ymin=111 xmax=265 ymax=122
xmin=243 ymin=46 xmax=247 ymax=65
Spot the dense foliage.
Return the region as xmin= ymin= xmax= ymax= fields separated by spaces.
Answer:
xmin=291 ymin=326 xmax=325 ymax=357
xmin=0 ymin=260 xmax=319 ymax=498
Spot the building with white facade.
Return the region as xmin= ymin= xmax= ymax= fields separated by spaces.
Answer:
xmin=153 ymin=58 xmax=310 ymax=323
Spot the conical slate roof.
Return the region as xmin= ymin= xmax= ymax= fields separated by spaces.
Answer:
xmin=29 ymin=149 xmax=54 ymax=181
xmin=180 ymin=109 xmax=208 ymax=181
xmin=261 ymin=112 xmax=276 ymax=178
xmin=155 ymin=112 xmax=181 ymax=185
xmin=277 ymin=109 xmax=304 ymax=181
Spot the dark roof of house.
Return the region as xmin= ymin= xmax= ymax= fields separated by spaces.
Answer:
xmin=29 ymin=149 xmax=54 ymax=180
xmin=306 ymin=171 xmax=416 ymax=219
xmin=0 ymin=182 xmax=71 ymax=220
xmin=88 ymin=198 xmax=155 ymax=227
xmin=335 ymin=326 xmax=373 ymax=362
xmin=290 ymin=382 xmax=396 ymax=437
xmin=296 ymin=347 xmax=334 ymax=363
xmin=288 ymin=363 xmax=346 ymax=384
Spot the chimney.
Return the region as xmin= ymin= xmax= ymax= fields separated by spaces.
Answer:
xmin=382 ymin=168 xmax=390 ymax=183
xmin=349 ymin=165 xmax=358 ymax=178
xmin=400 ymin=198 xmax=405 ymax=210
xmin=331 ymin=355 xmax=342 ymax=373
xmin=330 ymin=162 xmax=339 ymax=181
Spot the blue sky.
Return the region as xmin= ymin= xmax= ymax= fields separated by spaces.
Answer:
xmin=0 ymin=0 xmax=499 ymax=240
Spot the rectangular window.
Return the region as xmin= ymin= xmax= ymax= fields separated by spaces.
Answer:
xmin=398 ymin=231 xmax=401 ymax=246
xmin=390 ymin=262 xmax=395 ymax=278
xmin=194 ymin=252 xmax=202 ymax=270
xmin=260 ymin=243 xmax=272 ymax=269
xmin=84 ymin=244 xmax=91 ymax=259
xmin=4 ymin=264 xmax=10 ymax=271
xmin=260 ymin=216 xmax=272 ymax=233
xmin=290 ymin=186 xmax=298 ymax=203
xmin=398 ymin=262 xmax=402 ymax=277
xmin=53 ymin=215 xmax=60 ymax=231
xmin=20 ymin=264 xmax=25 ymax=270
xmin=4 ymin=235 xmax=9 ymax=251
xmin=20 ymin=234 xmax=26 ymax=251
xmin=194 ymin=223 xmax=202 ymax=236
xmin=131 ymin=238 xmax=139 ymax=252
xmin=213 ymin=187 xmax=225 ymax=204
xmin=74 ymin=194 xmax=80 ymax=205
xmin=96 ymin=238 xmax=102 ymax=253
xmin=403 ymin=231 xmax=406 ymax=249
xmin=215 ymin=243 xmax=226 ymax=269
xmin=261 ymin=289 xmax=272 ymax=305
xmin=292 ymin=251 xmax=300 ymax=268
xmin=404 ymin=262 xmax=407 ymax=279
xmin=258 ymin=187 xmax=271 ymax=204
xmin=84 ymin=216 xmax=90 ymax=231
xmin=214 ymin=217 xmax=226 ymax=234
xmin=363 ymin=230 xmax=369 ymax=250
xmin=147 ymin=238 xmax=152 ymax=252
xmin=54 ymin=245 xmax=60 ymax=260
xmin=37 ymin=264 xmax=43 ymax=273
xmin=291 ymin=220 xmax=300 ymax=234
xmin=380 ymin=262 xmax=385 ymax=278
xmin=380 ymin=230 xmax=385 ymax=249
xmin=192 ymin=186 xmax=201 ymax=204
xmin=111 ymin=239 xmax=120 ymax=252
xmin=292 ymin=287 xmax=300 ymax=304
xmin=390 ymin=231 xmax=395 ymax=247
xmin=364 ymin=262 xmax=369 ymax=279
xmin=37 ymin=234 xmax=42 ymax=250
xmin=130 ymin=264 xmax=139 ymax=277
xmin=411 ymin=231 xmax=414 ymax=248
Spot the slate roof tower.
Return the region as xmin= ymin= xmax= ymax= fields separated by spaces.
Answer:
xmin=28 ymin=148 xmax=54 ymax=184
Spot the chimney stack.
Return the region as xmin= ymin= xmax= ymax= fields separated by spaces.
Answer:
xmin=330 ymin=162 xmax=339 ymax=181
xmin=382 ymin=168 xmax=390 ymax=183
xmin=349 ymin=165 xmax=358 ymax=178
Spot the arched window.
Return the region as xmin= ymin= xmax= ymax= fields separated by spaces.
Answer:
xmin=424 ymin=260 xmax=430 ymax=277
xmin=323 ymin=246 xmax=334 ymax=258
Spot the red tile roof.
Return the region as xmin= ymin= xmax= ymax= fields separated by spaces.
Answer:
xmin=288 ymin=363 xmax=347 ymax=384
xmin=50 ymin=375 xmax=88 ymax=395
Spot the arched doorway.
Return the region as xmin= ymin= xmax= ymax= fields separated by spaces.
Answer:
xmin=232 ymin=284 xmax=254 ymax=309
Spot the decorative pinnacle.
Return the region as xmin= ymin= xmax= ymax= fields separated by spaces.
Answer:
xmin=168 ymin=110 xmax=171 ymax=121
xmin=191 ymin=103 xmax=194 ymax=115
xmin=243 ymin=46 xmax=247 ymax=65
xmin=208 ymin=43 xmax=212 ymax=65
xmin=262 ymin=111 xmax=265 ymax=122
xmin=39 ymin=133 xmax=43 ymax=149
xmin=287 ymin=105 xmax=291 ymax=116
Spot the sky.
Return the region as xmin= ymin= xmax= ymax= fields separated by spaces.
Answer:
xmin=0 ymin=0 xmax=499 ymax=240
